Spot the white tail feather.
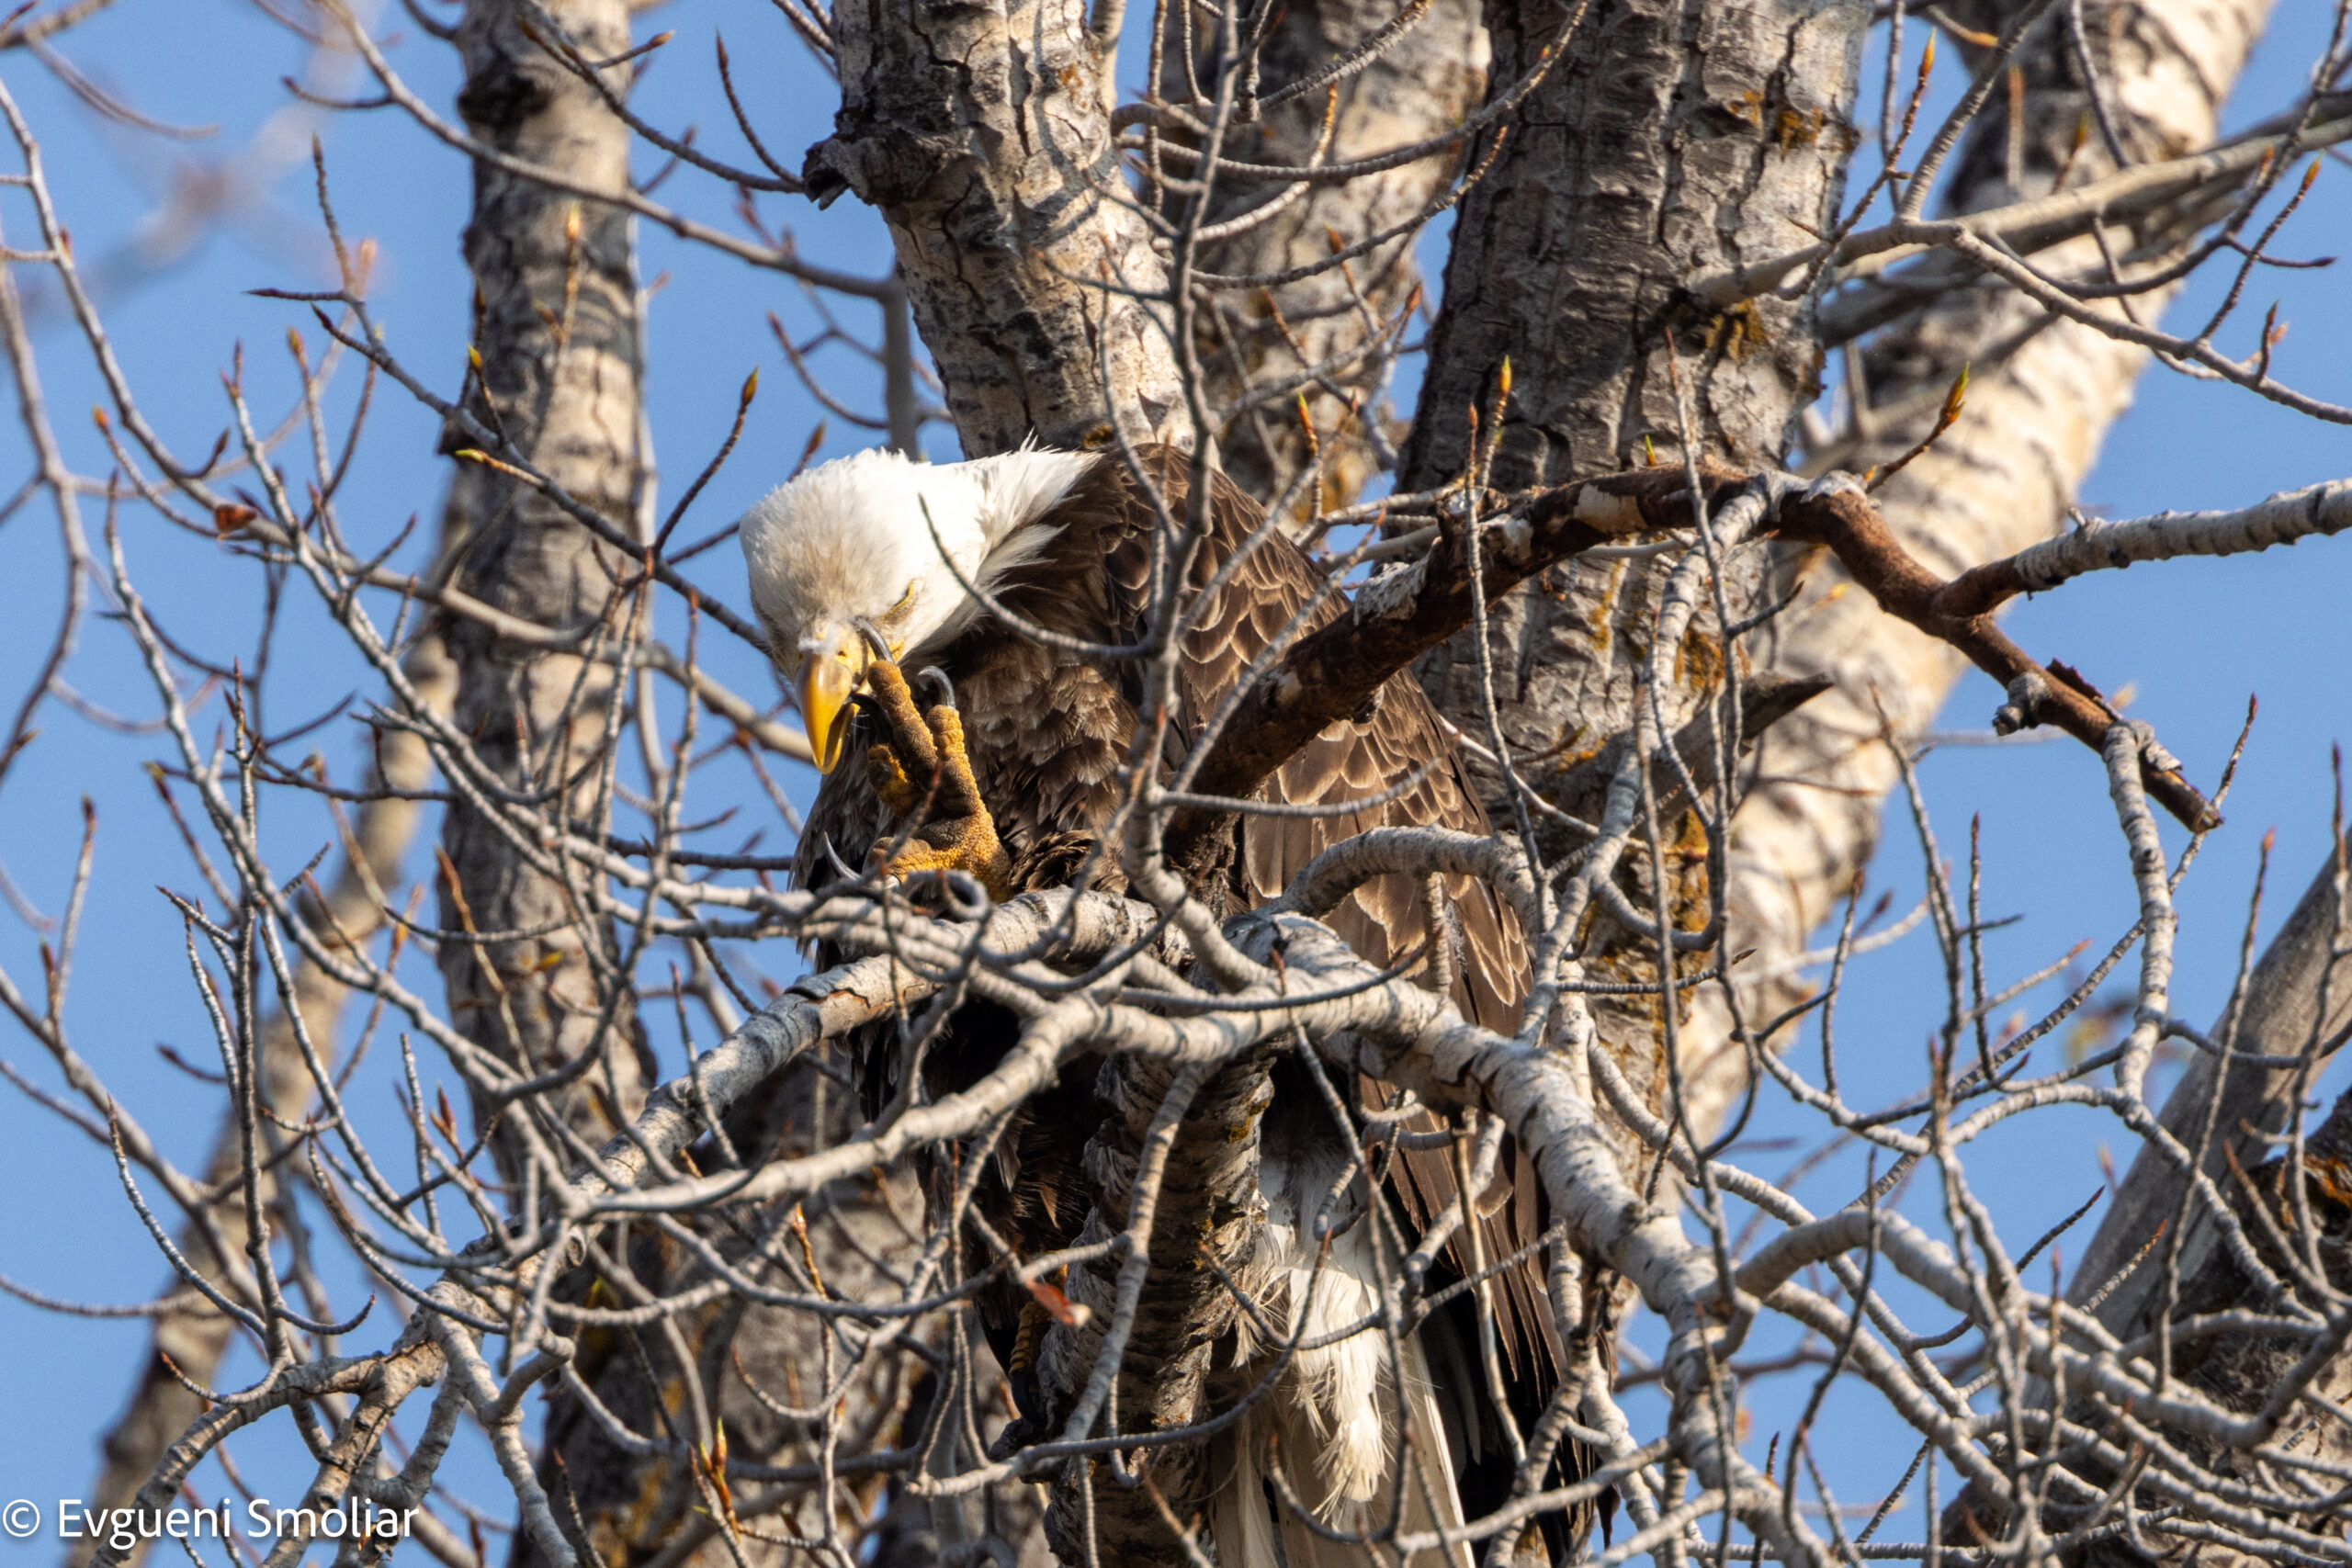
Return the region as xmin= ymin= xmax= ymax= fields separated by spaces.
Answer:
xmin=1207 ymin=1137 xmax=1476 ymax=1566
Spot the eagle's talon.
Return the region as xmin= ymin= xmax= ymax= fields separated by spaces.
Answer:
xmin=863 ymin=660 xmax=940 ymax=777
xmin=816 ymin=833 xmax=861 ymax=886
xmin=866 ymin=740 xmax=922 ymax=818
xmin=851 ymin=615 xmax=894 ymax=664
xmin=859 ymin=656 xmax=1013 ymax=900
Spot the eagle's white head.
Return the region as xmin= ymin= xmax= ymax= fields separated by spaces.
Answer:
xmin=739 ymin=444 xmax=1098 ymax=773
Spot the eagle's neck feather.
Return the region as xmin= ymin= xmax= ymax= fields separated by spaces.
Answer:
xmin=965 ymin=446 xmax=1101 ymax=548
xmin=920 ymin=446 xmax=1100 ymax=652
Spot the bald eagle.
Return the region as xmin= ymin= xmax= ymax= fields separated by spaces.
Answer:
xmin=741 ymin=444 xmax=1586 ymax=1564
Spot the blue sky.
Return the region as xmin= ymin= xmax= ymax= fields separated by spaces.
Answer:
xmin=0 ymin=0 xmax=2343 ymax=1556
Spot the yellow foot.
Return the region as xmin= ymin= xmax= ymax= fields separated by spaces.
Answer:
xmin=861 ymin=660 xmax=1014 ymax=902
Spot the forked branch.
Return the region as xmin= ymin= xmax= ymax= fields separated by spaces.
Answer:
xmin=1167 ymin=458 xmax=2222 ymax=882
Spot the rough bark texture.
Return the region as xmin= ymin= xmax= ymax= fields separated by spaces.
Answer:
xmin=65 ymin=642 xmax=455 ymax=1568
xmin=1392 ymin=0 xmax=1870 ymax=1184
xmin=1688 ymin=0 xmax=2273 ymax=1134
xmin=809 ymin=0 xmax=1186 ymax=453
xmin=1399 ymin=0 xmax=1865 ymax=778
xmin=1032 ymin=1050 xmax=1277 ymax=1565
xmin=440 ymin=0 xmax=651 ymax=1154
xmin=1404 ymin=0 xmax=1866 ymax=486
xmin=1177 ymin=0 xmax=1491 ymax=514
xmin=1673 ymin=8 xmax=2318 ymax=1545
xmin=796 ymin=6 xmax=1494 ymax=1561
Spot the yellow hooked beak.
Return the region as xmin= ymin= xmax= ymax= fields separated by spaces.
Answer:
xmin=798 ymin=634 xmax=863 ymax=774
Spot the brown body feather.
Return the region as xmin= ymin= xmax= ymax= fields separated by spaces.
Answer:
xmin=795 ymin=446 xmax=1555 ymax=1382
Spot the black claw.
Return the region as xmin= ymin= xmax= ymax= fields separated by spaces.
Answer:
xmin=987 ymin=1414 xmax=1040 ymax=1463
xmin=818 ymin=833 xmax=860 ymax=885
xmin=914 ymin=666 xmax=955 ymax=710
xmin=851 ymin=616 xmax=893 ymax=664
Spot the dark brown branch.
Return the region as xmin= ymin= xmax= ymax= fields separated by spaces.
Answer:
xmin=1165 ymin=459 xmax=2216 ymax=883
xmin=1161 ymin=465 xmax=1721 ymax=874
xmin=1766 ymin=480 xmax=2219 ymax=830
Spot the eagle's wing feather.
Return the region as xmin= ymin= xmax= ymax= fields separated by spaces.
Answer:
xmin=1093 ymin=450 xmax=1555 ymax=1381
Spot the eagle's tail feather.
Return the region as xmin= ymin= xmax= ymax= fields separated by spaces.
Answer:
xmin=1207 ymin=1325 xmax=1474 ymax=1567
xmin=1208 ymin=1139 xmax=1476 ymax=1566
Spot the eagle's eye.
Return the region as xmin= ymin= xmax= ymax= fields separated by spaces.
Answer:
xmin=765 ymin=623 xmax=806 ymax=677
xmin=881 ymin=580 xmax=918 ymax=625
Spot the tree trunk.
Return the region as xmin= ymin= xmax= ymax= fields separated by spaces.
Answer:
xmin=1686 ymin=0 xmax=2273 ymax=1136
xmin=1393 ymin=0 xmax=1871 ymax=1219
xmin=1176 ymin=0 xmax=1492 ymax=515
xmin=1402 ymin=0 xmax=1864 ymax=496
xmin=436 ymin=15 xmax=1023 ymax=1567
xmin=1399 ymin=0 xmax=1865 ymax=795
xmin=439 ymin=5 xmax=671 ymax=1559
xmin=439 ymin=0 xmax=651 ymax=1159
xmin=809 ymin=0 xmax=1186 ymax=453
xmin=798 ymin=4 xmax=1500 ymax=1559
